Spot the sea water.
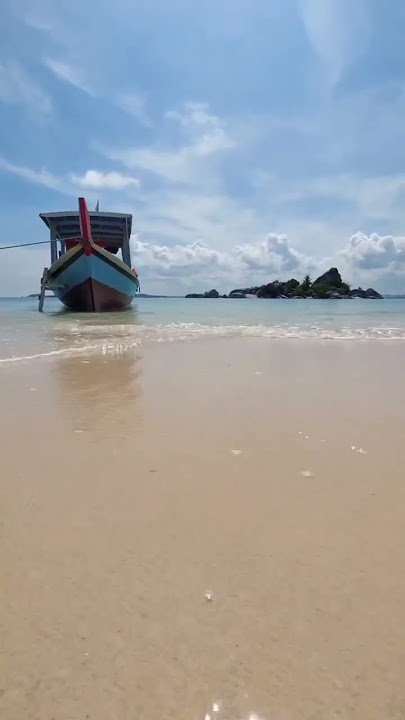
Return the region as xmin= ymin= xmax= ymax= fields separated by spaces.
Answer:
xmin=1 ymin=295 xmax=405 ymax=363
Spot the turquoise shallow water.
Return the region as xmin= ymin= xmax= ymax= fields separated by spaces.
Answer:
xmin=1 ymin=296 xmax=405 ymax=363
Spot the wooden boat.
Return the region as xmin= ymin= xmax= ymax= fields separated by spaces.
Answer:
xmin=38 ymin=197 xmax=140 ymax=312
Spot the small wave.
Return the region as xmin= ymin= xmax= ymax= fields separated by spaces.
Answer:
xmin=54 ymin=320 xmax=405 ymax=341
xmin=1 ymin=321 xmax=404 ymax=364
xmin=0 ymin=339 xmax=141 ymax=365
xmin=126 ymin=321 xmax=405 ymax=341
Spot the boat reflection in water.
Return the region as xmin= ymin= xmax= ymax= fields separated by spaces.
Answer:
xmin=51 ymin=344 xmax=143 ymax=436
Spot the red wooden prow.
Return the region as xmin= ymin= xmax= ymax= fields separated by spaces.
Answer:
xmin=78 ymin=197 xmax=92 ymax=256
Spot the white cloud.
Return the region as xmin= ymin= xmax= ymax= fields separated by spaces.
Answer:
xmin=128 ymin=230 xmax=405 ymax=293
xmin=166 ymin=102 xmax=226 ymax=134
xmin=116 ymin=92 xmax=151 ymax=126
xmin=24 ymin=12 xmax=54 ymax=33
xmin=234 ymin=234 xmax=314 ymax=275
xmin=0 ymin=157 xmax=61 ymax=191
xmin=271 ymin=171 xmax=405 ymax=224
xmin=166 ymin=102 xmax=236 ymax=158
xmin=0 ymin=158 xmax=140 ymax=195
xmin=129 ymin=186 xmax=266 ymax=252
xmin=44 ymin=59 xmax=151 ymax=123
xmin=131 ymin=237 xmax=231 ymax=281
xmin=101 ymin=102 xmax=235 ymax=186
xmin=130 ymin=232 xmax=315 ymax=290
xmin=42 ymin=57 xmax=93 ymax=95
xmin=71 ymin=170 xmax=140 ymax=190
xmin=341 ymin=233 xmax=405 ymax=272
xmin=298 ymin=0 xmax=371 ymax=88
xmin=0 ymin=60 xmax=52 ymax=114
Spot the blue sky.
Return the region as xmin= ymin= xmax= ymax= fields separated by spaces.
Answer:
xmin=1 ymin=0 xmax=405 ymax=294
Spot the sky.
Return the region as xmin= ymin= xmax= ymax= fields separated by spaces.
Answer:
xmin=1 ymin=0 xmax=405 ymax=295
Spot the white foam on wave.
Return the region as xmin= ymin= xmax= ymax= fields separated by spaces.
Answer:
xmin=1 ymin=320 xmax=405 ymax=364
xmin=0 ymin=338 xmax=141 ymax=365
xmin=134 ymin=321 xmax=405 ymax=342
xmin=71 ymin=320 xmax=405 ymax=340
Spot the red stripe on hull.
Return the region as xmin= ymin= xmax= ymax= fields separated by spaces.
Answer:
xmin=61 ymin=278 xmax=133 ymax=312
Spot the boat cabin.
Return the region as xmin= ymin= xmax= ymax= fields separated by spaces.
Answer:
xmin=39 ymin=209 xmax=133 ymax=268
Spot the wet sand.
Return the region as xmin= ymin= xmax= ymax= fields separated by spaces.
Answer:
xmin=1 ymin=338 xmax=405 ymax=719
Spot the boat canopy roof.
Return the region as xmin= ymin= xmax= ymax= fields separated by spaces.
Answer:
xmin=39 ymin=210 xmax=132 ymax=248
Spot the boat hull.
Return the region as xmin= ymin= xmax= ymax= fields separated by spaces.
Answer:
xmin=47 ymin=245 xmax=139 ymax=312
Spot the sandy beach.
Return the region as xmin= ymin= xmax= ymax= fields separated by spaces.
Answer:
xmin=1 ymin=338 xmax=405 ymax=719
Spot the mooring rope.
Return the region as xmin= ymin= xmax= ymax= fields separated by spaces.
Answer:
xmin=0 ymin=240 xmax=50 ymax=250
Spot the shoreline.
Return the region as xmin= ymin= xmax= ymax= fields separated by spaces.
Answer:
xmin=2 ymin=324 xmax=405 ymax=367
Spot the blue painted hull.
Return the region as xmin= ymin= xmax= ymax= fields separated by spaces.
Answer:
xmin=47 ymin=245 xmax=139 ymax=312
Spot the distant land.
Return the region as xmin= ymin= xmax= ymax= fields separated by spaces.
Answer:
xmin=20 ymin=270 xmax=403 ymax=301
xmin=25 ymin=292 xmax=183 ymax=299
xmin=137 ymin=293 xmax=186 ymax=298
xmin=186 ymin=268 xmax=384 ymax=300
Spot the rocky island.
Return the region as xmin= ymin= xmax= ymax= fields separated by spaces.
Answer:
xmin=185 ymin=268 xmax=383 ymax=300
xmin=185 ymin=289 xmax=226 ymax=299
